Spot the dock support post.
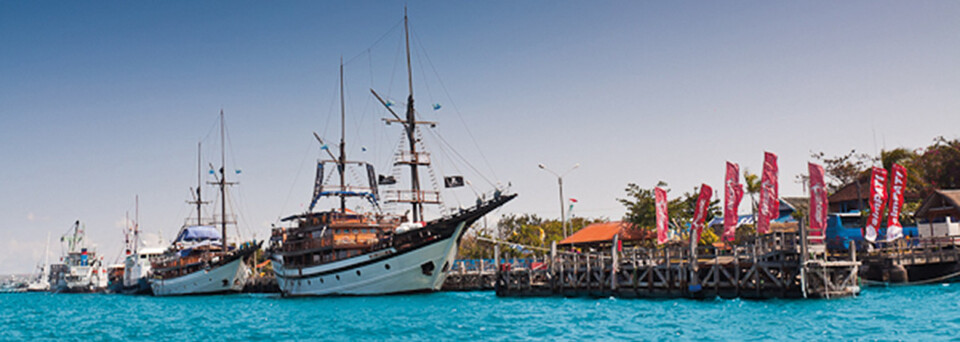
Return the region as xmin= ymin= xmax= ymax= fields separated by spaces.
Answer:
xmin=550 ymin=241 xmax=557 ymax=273
xmin=800 ymin=218 xmax=808 ymax=298
xmin=494 ymin=244 xmax=500 ymax=271
xmin=611 ymin=234 xmax=619 ymax=291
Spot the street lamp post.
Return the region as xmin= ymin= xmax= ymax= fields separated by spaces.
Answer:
xmin=539 ymin=163 xmax=579 ymax=239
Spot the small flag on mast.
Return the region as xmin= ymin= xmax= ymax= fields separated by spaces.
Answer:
xmin=444 ymin=176 xmax=465 ymax=188
xmin=378 ymin=175 xmax=397 ymax=185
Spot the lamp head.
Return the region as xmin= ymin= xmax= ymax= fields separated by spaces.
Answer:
xmin=538 ymin=163 xmax=545 ymax=169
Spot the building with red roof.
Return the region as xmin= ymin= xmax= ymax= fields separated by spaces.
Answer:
xmin=558 ymin=221 xmax=654 ymax=247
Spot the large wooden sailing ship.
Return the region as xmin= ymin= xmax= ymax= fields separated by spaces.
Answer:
xmin=150 ymin=112 xmax=260 ymax=296
xmin=268 ymin=12 xmax=515 ymax=296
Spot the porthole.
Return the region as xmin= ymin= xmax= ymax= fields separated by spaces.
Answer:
xmin=336 ymin=275 xmax=340 ymax=281
xmin=319 ymin=278 xmax=324 ymax=284
xmin=356 ymin=270 xmax=361 ymax=276
xmin=307 ymin=280 xmax=311 ymax=285
xmin=385 ymin=264 xmax=391 ymax=270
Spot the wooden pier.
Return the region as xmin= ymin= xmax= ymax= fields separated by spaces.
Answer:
xmin=442 ymin=260 xmax=498 ymax=291
xmin=495 ymin=232 xmax=860 ymax=299
xmin=861 ymin=237 xmax=960 ymax=285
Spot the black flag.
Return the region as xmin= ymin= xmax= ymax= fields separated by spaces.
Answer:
xmin=444 ymin=176 xmax=464 ymax=188
xmin=366 ymin=164 xmax=378 ymax=198
xmin=309 ymin=162 xmax=324 ymax=211
xmin=378 ymin=174 xmax=397 ymax=185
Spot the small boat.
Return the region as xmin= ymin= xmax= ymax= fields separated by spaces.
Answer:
xmin=118 ymin=196 xmax=165 ymax=295
xmin=149 ymin=111 xmax=260 ymax=296
xmin=56 ymin=220 xmax=109 ymax=293
xmin=26 ymin=233 xmax=51 ymax=292
xmin=122 ymin=245 xmax=164 ymax=295
xmin=0 ymin=281 xmax=27 ymax=293
xmin=268 ymin=12 xmax=515 ymax=296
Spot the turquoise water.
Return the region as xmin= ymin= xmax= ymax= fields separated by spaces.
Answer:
xmin=2 ymin=285 xmax=958 ymax=341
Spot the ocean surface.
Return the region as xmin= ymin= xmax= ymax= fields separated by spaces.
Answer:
xmin=1 ymin=285 xmax=958 ymax=341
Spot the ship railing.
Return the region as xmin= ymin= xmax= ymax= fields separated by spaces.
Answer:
xmin=394 ymin=151 xmax=431 ymax=165
xmin=182 ymin=215 xmax=237 ymax=227
xmin=384 ymin=189 xmax=441 ymax=204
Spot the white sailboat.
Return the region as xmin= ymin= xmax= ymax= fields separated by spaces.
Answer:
xmin=268 ymin=11 xmax=514 ymax=296
xmin=149 ymin=111 xmax=260 ymax=296
xmin=26 ymin=233 xmax=51 ymax=292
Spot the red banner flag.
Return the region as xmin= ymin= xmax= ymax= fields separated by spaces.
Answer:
xmin=864 ymin=167 xmax=888 ymax=242
xmin=723 ymin=162 xmax=744 ymax=242
xmin=757 ymin=152 xmax=780 ymax=235
xmin=692 ymin=184 xmax=713 ymax=243
xmin=886 ymin=164 xmax=907 ymax=241
xmin=808 ymin=162 xmax=828 ymax=243
xmin=655 ymin=187 xmax=669 ymax=245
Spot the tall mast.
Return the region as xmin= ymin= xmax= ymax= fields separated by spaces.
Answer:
xmin=339 ymin=58 xmax=347 ymax=213
xmin=403 ymin=8 xmax=423 ymax=222
xmin=125 ymin=211 xmax=130 ymax=255
xmin=43 ymin=232 xmax=50 ymax=277
xmin=219 ymin=109 xmax=227 ymax=251
xmin=134 ymin=195 xmax=139 ymax=255
xmin=196 ymin=142 xmax=203 ymax=226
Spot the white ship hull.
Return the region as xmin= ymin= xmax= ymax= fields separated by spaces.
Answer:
xmin=274 ymin=221 xmax=465 ymax=296
xmin=59 ymin=265 xmax=108 ymax=293
xmin=150 ymin=257 xmax=249 ymax=296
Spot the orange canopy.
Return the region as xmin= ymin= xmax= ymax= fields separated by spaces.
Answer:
xmin=559 ymin=221 xmax=652 ymax=246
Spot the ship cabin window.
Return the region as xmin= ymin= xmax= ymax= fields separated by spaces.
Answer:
xmin=337 ymin=251 xmax=347 ymax=259
xmin=353 ymin=229 xmax=359 ymax=234
xmin=313 ymin=254 xmax=320 ymax=263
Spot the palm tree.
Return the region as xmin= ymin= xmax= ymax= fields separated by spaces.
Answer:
xmin=744 ymin=170 xmax=761 ymax=223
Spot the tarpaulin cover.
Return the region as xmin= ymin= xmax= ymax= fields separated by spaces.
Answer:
xmin=175 ymin=225 xmax=222 ymax=243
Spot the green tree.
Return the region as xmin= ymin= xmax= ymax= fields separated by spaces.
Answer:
xmin=743 ymin=169 xmax=761 ymax=223
xmin=913 ymin=137 xmax=960 ymax=195
xmin=811 ymin=149 xmax=874 ymax=193
xmin=619 ymin=183 xmax=720 ymax=246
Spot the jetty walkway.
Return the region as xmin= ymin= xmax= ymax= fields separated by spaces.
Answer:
xmin=495 ymin=231 xmax=860 ymax=299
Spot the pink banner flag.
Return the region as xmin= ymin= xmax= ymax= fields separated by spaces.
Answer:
xmin=655 ymin=187 xmax=669 ymax=245
xmin=692 ymin=184 xmax=713 ymax=244
xmin=757 ymin=152 xmax=780 ymax=235
xmin=864 ymin=167 xmax=888 ymax=242
xmin=885 ymin=164 xmax=907 ymax=241
xmin=808 ymin=162 xmax=828 ymax=243
xmin=723 ymin=162 xmax=744 ymax=242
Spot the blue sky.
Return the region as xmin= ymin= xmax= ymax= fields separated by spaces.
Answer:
xmin=2 ymin=1 xmax=959 ymax=273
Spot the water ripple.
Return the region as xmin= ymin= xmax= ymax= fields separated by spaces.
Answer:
xmin=1 ymin=285 xmax=956 ymax=340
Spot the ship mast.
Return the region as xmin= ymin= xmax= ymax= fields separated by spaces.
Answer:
xmin=197 ymin=142 xmax=203 ymax=226
xmin=339 ymin=58 xmax=347 ymax=213
xmin=219 ymin=109 xmax=227 ymax=252
xmin=403 ymin=9 xmax=424 ymax=222
xmin=134 ymin=195 xmax=139 ymax=255
xmin=370 ymin=9 xmax=438 ymax=222
xmin=188 ymin=142 xmax=208 ymax=227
